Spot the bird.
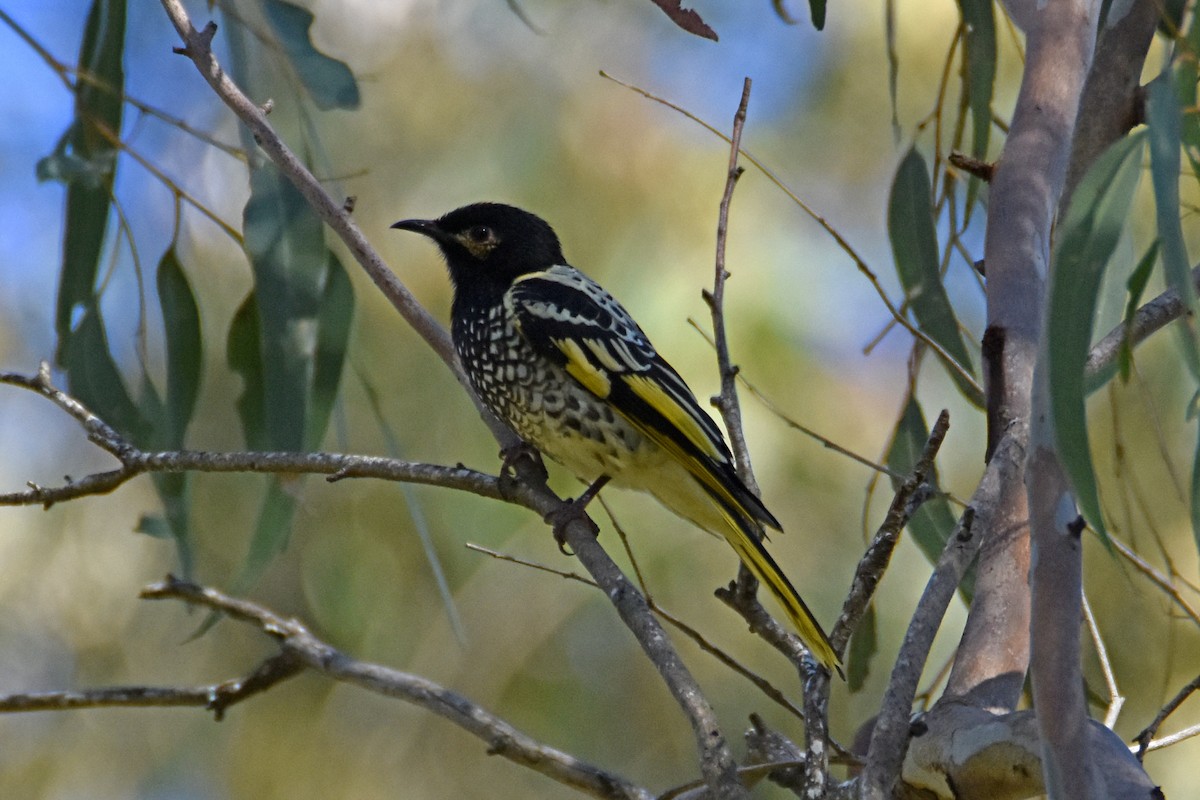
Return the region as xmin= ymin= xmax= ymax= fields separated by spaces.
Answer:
xmin=392 ymin=202 xmax=840 ymax=674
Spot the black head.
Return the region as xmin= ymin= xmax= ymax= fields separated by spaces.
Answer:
xmin=391 ymin=203 xmax=565 ymax=290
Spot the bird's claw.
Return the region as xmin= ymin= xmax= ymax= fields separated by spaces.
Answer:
xmin=543 ymin=475 xmax=611 ymax=554
xmin=498 ymin=442 xmax=546 ymax=498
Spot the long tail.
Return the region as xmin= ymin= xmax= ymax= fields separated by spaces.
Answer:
xmin=706 ymin=489 xmax=842 ymax=676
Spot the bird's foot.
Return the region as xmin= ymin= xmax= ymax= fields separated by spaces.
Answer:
xmin=544 ymin=475 xmax=611 ymax=554
xmin=498 ymin=442 xmax=547 ymax=499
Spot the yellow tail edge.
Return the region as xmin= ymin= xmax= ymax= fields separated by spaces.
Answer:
xmin=716 ymin=504 xmax=843 ymax=678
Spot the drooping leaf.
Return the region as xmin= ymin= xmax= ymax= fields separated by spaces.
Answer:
xmin=958 ymin=0 xmax=995 ymax=160
xmin=264 ymin=0 xmax=360 ymax=110
xmin=1046 ymin=131 xmax=1146 ymax=543
xmin=227 ymin=292 xmax=268 ymax=450
xmin=193 ymin=478 xmax=296 ymax=637
xmin=886 ymin=397 xmax=973 ymax=601
xmin=1147 ymin=73 xmax=1200 ymax=380
xmin=1118 ymin=240 xmax=1160 ymax=384
xmin=888 ymin=149 xmax=979 ymax=402
xmin=62 ymin=307 xmax=146 ymax=444
xmin=1192 ymin=427 xmax=1200 ymax=558
xmin=234 ymin=479 xmax=298 ymax=590
xmin=242 ymin=162 xmax=328 ymax=452
xmin=52 ymin=0 xmax=126 ymax=366
xmin=156 ymin=247 xmax=203 ymax=446
xmin=149 ymin=471 xmax=195 ymax=578
xmin=846 ymin=603 xmax=876 ymax=693
xmin=808 ymin=0 xmax=826 ymax=29
xmin=356 ymin=366 xmax=466 ymax=644
xmin=136 ymin=514 xmax=173 ymax=539
xmin=306 ymin=253 xmax=353 ymax=449
xmin=958 ymin=0 xmax=995 ymax=213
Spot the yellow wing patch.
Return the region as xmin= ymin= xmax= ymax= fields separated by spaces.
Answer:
xmin=555 ymin=338 xmax=611 ymax=398
xmin=621 ymin=374 xmax=722 ymax=460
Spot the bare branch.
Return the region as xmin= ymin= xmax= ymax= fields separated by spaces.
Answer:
xmin=0 ymin=365 xmax=505 ymax=507
xmin=0 ymin=652 xmax=303 ymax=720
xmin=1082 ymin=591 xmax=1124 ymax=729
xmin=1086 ymin=263 xmax=1200 ymax=390
xmin=706 ymin=76 xmax=754 ymax=483
xmin=1137 ymin=721 xmax=1200 ymax=755
xmin=134 ymin=577 xmax=653 ymax=800
xmin=831 ymin=409 xmax=950 ymax=654
xmin=1134 ymin=672 xmax=1200 ymax=760
xmin=859 ymin=433 xmax=1017 ymax=799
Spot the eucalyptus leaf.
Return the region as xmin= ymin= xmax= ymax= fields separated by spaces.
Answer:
xmin=264 ymin=0 xmax=360 ymax=111
xmin=846 ymin=603 xmax=876 ymax=693
xmin=307 ymin=253 xmax=354 ymax=449
xmin=62 ymin=307 xmax=146 ymax=444
xmin=53 ymin=0 xmax=126 ymax=366
xmin=888 ymin=149 xmax=979 ymax=403
xmin=242 ymin=163 xmax=327 ymax=452
xmin=1147 ymin=73 xmax=1200 ymax=380
xmin=1046 ymin=131 xmax=1146 ymax=543
xmin=157 ymin=247 xmax=203 ymax=446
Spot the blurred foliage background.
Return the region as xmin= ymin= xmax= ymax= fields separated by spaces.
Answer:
xmin=0 ymin=0 xmax=1198 ymax=797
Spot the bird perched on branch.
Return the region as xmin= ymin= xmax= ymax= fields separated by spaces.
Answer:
xmin=393 ymin=202 xmax=839 ymax=674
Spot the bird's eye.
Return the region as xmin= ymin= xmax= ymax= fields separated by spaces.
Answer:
xmin=467 ymin=225 xmax=494 ymax=244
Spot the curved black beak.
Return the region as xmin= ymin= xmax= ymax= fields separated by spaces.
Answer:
xmin=391 ymin=218 xmax=450 ymax=244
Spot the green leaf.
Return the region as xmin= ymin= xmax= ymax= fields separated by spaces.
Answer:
xmin=958 ymin=0 xmax=995 ymax=212
xmin=62 ymin=307 xmax=146 ymax=444
xmin=306 ymin=253 xmax=354 ymax=449
xmin=235 ymin=479 xmax=298 ymax=590
xmin=886 ymin=397 xmax=973 ymax=601
xmin=808 ymin=0 xmax=826 ymax=29
xmin=227 ymin=292 xmax=268 ymax=450
xmin=958 ymin=0 xmax=995 ymax=159
xmin=136 ymin=514 xmax=173 ymax=539
xmin=846 ymin=603 xmax=876 ymax=693
xmin=150 ymin=471 xmax=195 ymax=578
xmin=1118 ymin=240 xmax=1160 ymax=384
xmin=156 ymin=247 xmax=203 ymax=447
xmin=1192 ymin=426 xmax=1200 ymax=558
xmin=1047 ymin=131 xmax=1146 ymax=543
xmin=242 ymin=162 xmax=328 ymax=452
xmin=53 ymin=0 xmax=126 ymax=366
xmin=264 ymin=0 xmax=360 ymax=111
xmin=1147 ymin=73 xmax=1200 ymax=380
xmin=888 ymin=149 xmax=978 ymax=396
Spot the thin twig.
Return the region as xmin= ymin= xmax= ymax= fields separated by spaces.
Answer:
xmin=1134 ymin=672 xmax=1200 ymax=760
xmin=601 ymin=71 xmax=984 ymax=404
xmin=0 ymin=651 xmax=302 ymax=719
xmin=705 ymin=77 xmax=755 ymax=482
xmin=859 ymin=433 xmax=1015 ymax=798
xmin=703 ymin=79 xmax=829 ymax=793
xmin=1107 ymin=533 xmax=1200 ymax=629
xmin=137 ymin=576 xmax=652 ymax=800
xmin=1136 ymin=721 xmax=1200 ymax=755
xmin=1085 ymin=263 xmax=1200 ymax=391
xmin=1082 ymin=591 xmax=1124 ymax=729
xmin=831 ymin=410 xmax=950 ymax=656
xmin=596 ymin=503 xmax=810 ymax=738
xmin=687 ymin=319 xmax=908 ymax=483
